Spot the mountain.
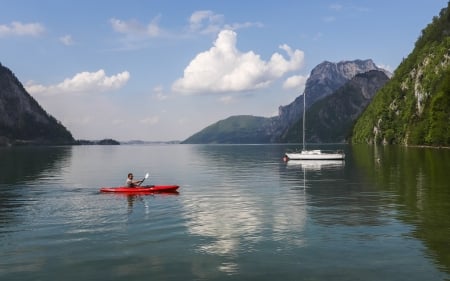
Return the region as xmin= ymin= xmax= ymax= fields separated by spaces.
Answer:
xmin=277 ymin=59 xmax=390 ymax=138
xmin=182 ymin=115 xmax=275 ymax=144
xmin=183 ymin=59 xmax=390 ymax=144
xmin=283 ymin=70 xmax=390 ymax=143
xmin=352 ymin=3 xmax=450 ymax=146
xmin=0 ymin=63 xmax=75 ymax=146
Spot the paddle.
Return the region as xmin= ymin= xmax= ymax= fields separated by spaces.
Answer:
xmin=138 ymin=173 xmax=149 ymax=186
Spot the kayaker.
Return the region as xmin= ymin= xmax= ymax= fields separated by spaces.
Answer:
xmin=126 ymin=173 xmax=144 ymax=187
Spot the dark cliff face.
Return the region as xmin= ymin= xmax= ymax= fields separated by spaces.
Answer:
xmin=0 ymin=63 xmax=74 ymax=145
xmin=300 ymin=70 xmax=390 ymax=143
xmin=274 ymin=59 xmax=389 ymax=141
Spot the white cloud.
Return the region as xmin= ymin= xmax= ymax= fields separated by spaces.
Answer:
xmin=110 ymin=16 xmax=161 ymax=37
xmin=26 ymin=69 xmax=130 ymax=96
xmin=225 ymin=21 xmax=264 ymax=31
xmin=172 ymin=30 xmax=305 ymax=95
xmin=283 ymin=74 xmax=308 ymax=90
xmin=189 ymin=10 xmax=224 ymax=34
xmin=0 ymin=21 xmax=45 ymax=37
xmin=59 ymin=34 xmax=74 ymax=46
xmin=189 ymin=10 xmax=263 ymax=34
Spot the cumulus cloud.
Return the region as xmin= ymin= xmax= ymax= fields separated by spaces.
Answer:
xmin=0 ymin=21 xmax=45 ymax=37
xmin=283 ymin=74 xmax=308 ymax=90
xmin=26 ymin=69 xmax=130 ymax=96
xmin=172 ymin=30 xmax=305 ymax=95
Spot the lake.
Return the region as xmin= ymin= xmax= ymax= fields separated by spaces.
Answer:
xmin=0 ymin=144 xmax=449 ymax=281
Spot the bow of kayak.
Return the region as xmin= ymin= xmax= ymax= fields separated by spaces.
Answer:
xmin=100 ymin=185 xmax=179 ymax=193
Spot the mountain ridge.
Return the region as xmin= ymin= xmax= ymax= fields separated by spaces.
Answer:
xmin=284 ymin=70 xmax=390 ymax=143
xmin=183 ymin=59 xmax=390 ymax=144
xmin=0 ymin=62 xmax=75 ymax=146
xmin=274 ymin=59 xmax=389 ymax=141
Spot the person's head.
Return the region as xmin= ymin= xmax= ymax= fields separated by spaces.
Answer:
xmin=128 ymin=173 xmax=133 ymax=179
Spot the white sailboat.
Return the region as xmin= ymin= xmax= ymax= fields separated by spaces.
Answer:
xmin=284 ymin=92 xmax=345 ymax=161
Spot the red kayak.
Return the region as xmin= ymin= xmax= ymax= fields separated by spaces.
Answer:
xmin=100 ymin=185 xmax=179 ymax=193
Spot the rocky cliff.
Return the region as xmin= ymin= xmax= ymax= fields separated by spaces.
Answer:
xmin=275 ymin=59 xmax=390 ymax=141
xmin=0 ymin=63 xmax=74 ymax=145
xmin=283 ymin=70 xmax=390 ymax=143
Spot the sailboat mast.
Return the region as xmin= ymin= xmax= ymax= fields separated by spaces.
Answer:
xmin=303 ymin=92 xmax=306 ymax=151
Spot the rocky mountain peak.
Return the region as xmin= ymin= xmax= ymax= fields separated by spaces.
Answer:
xmin=275 ymin=59 xmax=388 ymax=141
xmin=304 ymin=59 xmax=384 ymax=101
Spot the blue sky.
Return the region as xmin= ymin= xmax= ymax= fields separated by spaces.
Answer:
xmin=1 ymin=0 xmax=448 ymax=141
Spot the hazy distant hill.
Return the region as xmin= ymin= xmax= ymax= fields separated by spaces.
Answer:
xmin=0 ymin=62 xmax=75 ymax=146
xmin=352 ymin=3 xmax=450 ymax=146
xmin=182 ymin=115 xmax=275 ymax=144
xmin=284 ymin=70 xmax=389 ymax=143
xmin=183 ymin=59 xmax=389 ymax=144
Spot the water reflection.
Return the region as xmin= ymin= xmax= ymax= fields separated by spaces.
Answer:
xmin=0 ymin=146 xmax=72 ymax=184
xmin=98 ymin=192 xmax=179 ymax=214
xmin=182 ymin=145 xmax=307 ymax=263
xmin=184 ymin=193 xmax=307 ymax=271
xmin=0 ymin=144 xmax=448 ymax=280
xmin=352 ymin=145 xmax=450 ymax=275
xmin=0 ymin=146 xmax=72 ymax=228
xmin=286 ymin=159 xmax=345 ymax=170
xmin=184 ymin=193 xmax=265 ymax=255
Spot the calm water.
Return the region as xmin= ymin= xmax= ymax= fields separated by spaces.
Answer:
xmin=0 ymin=144 xmax=449 ymax=281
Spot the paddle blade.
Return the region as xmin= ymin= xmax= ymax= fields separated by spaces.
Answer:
xmin=145 ymin=173 xmax=149 ymax=179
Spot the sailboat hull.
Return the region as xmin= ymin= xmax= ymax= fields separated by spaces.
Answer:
xmin=285 ymin=150 xmax=345 ymax=160
xmin=283 ymin=91 xmax=345 ymax=162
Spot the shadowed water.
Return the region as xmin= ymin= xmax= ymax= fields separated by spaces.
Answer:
xmin=0 ymin=144 xmax=449 ymax=280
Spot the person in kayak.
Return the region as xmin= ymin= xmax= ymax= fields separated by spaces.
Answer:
xmin=126 ymin=173 xmax=144 ymax=187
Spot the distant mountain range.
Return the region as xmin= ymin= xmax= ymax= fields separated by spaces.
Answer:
xmin=2 ymin=2 xmax=448 ymax=147
xmin=181 ymin=115 xmax=275 ymax=144
xmin=183 ymin=2 xmax=450 ymax=147
xmin=183 ymin=59 xmax=390 ymax=144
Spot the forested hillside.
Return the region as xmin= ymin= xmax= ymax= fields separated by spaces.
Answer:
xmin=0 ymin=63 xmax=75 ymax=145
xmin=182 ymin=115 xmax=275 ymax=144
xmin=352 ymin=3 xmax=450 ymax=146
